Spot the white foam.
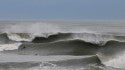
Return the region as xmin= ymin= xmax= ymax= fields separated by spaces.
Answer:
xmin=8 ymin=33 xmax=33 ymax=41
xmin=0 ymin=43 xmax=22 ymax=51
xmin=98 ymin=52 xmax=125 ymax=69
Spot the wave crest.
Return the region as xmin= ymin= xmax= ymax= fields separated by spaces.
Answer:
xmin=0 ymin=32 xmax=123 ymax=45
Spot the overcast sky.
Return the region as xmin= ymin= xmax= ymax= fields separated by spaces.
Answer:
xmin=0 ymin=0 xmax=125 ymax=20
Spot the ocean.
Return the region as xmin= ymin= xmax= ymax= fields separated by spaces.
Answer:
xmin=0 ymin=20 xmax=125 ymax=70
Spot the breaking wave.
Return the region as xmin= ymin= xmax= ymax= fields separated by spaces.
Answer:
xmin=0 ymin=32 xmax=125 ymax=53
xmin=0 ymin=32 xmax=125 ymax=45
xmin=0 ymin=22 xmax=125 ymax=69
xmin=97 ymin=41 xmax=125 ymax=69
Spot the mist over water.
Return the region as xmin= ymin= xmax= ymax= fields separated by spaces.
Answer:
xmin=0 ymin=20 xmax=125 ymax=70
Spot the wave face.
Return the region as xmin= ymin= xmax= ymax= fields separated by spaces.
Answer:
xmin=1 ymin=21 xmax=125 ymax=70
xmin=17 ymin=40 xmax=100 ymax=55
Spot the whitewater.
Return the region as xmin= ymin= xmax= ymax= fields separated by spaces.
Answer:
xmin=0 ymin=20 xmax=125 ymax=70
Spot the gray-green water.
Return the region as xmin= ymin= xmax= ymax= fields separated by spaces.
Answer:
xmin=0 ymin=20 xmax=125 ymax=70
